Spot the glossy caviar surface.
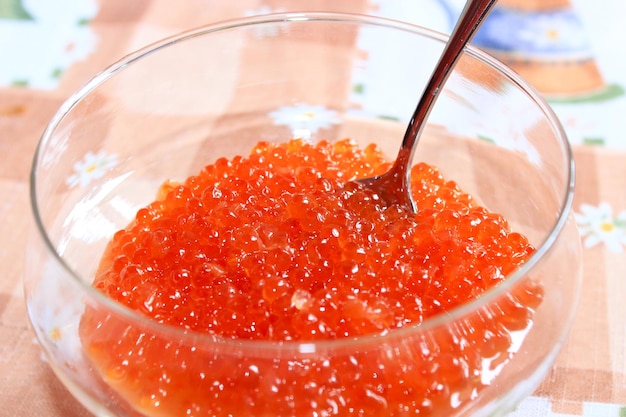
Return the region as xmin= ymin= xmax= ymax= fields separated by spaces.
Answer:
xmin=80 ymin=139 xmax=543 ymax=416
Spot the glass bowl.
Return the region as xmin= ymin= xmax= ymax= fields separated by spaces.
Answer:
xmin=26 ymin=12 xmax=582 ymax=417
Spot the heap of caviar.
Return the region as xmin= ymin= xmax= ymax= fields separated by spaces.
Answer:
xmin=80 ymin=139 xmax=542 ymax=417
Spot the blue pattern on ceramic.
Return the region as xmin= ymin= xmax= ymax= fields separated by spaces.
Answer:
xmin=473 ymin=7 xmax=592 ymax=60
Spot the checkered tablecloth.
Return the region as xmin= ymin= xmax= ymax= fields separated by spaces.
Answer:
xmin=1 ymin=0 xmax=624 ymax=416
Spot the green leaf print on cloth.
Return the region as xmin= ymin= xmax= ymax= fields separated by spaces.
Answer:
xmin=0 ymin=0 xmax=34 ymax=20
xmin=0 ymin=0 xmax=98 ymax=89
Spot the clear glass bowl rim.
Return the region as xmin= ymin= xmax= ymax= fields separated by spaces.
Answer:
xmin=29 ymin=11 xmax=575 ymax=352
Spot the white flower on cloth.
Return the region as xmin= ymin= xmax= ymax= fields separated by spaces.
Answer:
xmin=574 ymin=202 xmax=626 ymax=252
xmin=67 ymin=150 xmax=118 ymax=188
xmin=27 ymin=259 xmax=85 ymax=367
xmin=269 ymin=104 xmax=340 ymax=140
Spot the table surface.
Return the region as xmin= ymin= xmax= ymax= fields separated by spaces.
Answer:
xmin=1 ymin=0 xmax=625 ymax=416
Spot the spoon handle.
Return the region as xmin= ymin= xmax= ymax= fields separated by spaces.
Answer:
xmin=396 ymin=0 xmax=498 ymax=169
xmin=355 ymin=0 xmax=497 ymax=212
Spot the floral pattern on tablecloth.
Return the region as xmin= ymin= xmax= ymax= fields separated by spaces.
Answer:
xmin=269 ymin=103 xmax=341 ymax=141
xmin=66 ymin=150 xmax=118 ymax=189
xmin=575 ymin=203 xmax=626 ymax=253
xmin=0 ymin=0 xmax=98 ymax=89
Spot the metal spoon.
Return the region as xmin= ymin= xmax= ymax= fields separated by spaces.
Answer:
xmin=356 ymin=0 xmax=497 ymax=212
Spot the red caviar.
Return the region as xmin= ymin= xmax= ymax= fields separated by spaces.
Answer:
xmin=80 ymin=139 xmax=542 ymax=416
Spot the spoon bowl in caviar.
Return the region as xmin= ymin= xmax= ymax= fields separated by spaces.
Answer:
xmin=356 ymin=0 xmax=497 ymax=212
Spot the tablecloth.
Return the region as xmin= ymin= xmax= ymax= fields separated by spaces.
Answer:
xmin=1 ymin=0 xmax=624 ymax=416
